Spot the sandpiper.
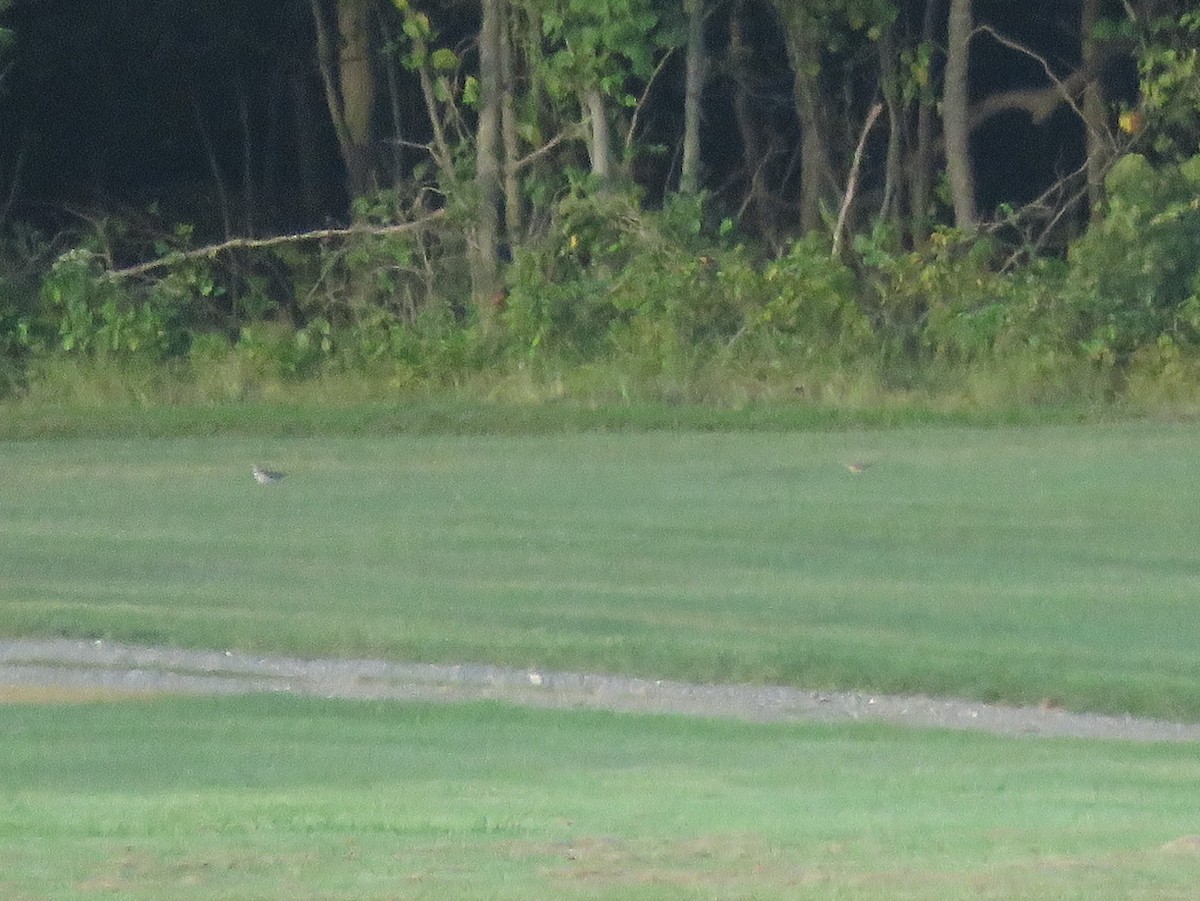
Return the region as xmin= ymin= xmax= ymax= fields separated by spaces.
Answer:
xmin=253 ymin=465 xmax=286 ymax=485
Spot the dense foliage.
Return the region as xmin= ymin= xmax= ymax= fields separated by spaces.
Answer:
xmin=0 ymin=0 xmax=1198 ymax=406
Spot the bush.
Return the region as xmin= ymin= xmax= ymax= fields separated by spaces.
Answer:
xmin=1064 ymin=153 xmax=1200 ymax=364
xmin=36 ymin=249 xmax=181 ymax=360
xmin=752 ymin=236 xmax=872 ymax=364
xmin=502 ymin=191 xmax=876 ymax=377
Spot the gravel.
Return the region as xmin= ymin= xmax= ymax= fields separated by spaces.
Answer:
xmin=3 ymin=637 xmax=1199 ymax=743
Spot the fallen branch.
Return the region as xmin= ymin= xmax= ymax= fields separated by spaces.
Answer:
xmin=104 ymin=209 xmax=447 ymax=280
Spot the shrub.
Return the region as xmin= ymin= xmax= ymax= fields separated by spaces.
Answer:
xmin=37 ymin=249 xmax=180 ymax=360
xmin=752 ymin=236 xmax=872 ymax=364
xmin=1064 ymin=153 xmax=1200 ymax=364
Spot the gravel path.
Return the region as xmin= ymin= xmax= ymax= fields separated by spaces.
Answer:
xmin=3 ymin=638 xmax=1199 ymax=743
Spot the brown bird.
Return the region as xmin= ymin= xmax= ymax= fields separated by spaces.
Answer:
xmin=845 ymin=462 xmax=872 ymax=474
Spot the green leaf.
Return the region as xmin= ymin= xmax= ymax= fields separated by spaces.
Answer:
xmin=462 ymin=76 xmax=480 ymax=107
xmin=402 ymin=12 xmax=431 ymax=41
xmin=430 ymin=48 xmax=459 ymax=72
xmin=517 ymin=122 xmax=543 ymax=145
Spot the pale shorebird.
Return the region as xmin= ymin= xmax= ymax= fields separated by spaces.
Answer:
xmin=252 ymin=466 xmax=286 ymax=485
xmin=845 ymin=461 xmax=872 ymax=474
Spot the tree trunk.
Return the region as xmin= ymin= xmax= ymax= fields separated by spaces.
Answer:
xmin=470 ymin=0 xmax=504 ymax=310
xmin=796 ymin=72 xmax=835 ymax=231
xmin=377 ymin=11 xmax=407 ymax=187
xmin=309 ymin=0 xmax=377 ymax=200
xmin=584 ymin=88 xmax=613 ymax=183
xmin=910 ymin=0 xmax=941 ymax=242
xmin=729 ymin=7 xmax=777 ymax=244
xmin=499 ymin=10 xmax=522 ymax=237
xmin=1081 ymin=0 xmax=1109 ymax=219
xmin=679 ymin=0 xmax=705 ymax=195
xmin=944 ymin=0 xmax=977 ymax=228
xmin=774 ymin=11 xmax=836 ymax=234
xmin=878 ymin=27 xmax=905 ymax=237
xmin=336 ymin=0 xmax=376 ymax=195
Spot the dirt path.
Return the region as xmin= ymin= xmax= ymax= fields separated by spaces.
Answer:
xmin=2 ymin=637 xmax=1198 ymax=742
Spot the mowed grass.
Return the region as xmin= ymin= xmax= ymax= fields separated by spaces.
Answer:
xmin=2 ymin=694 xmax=1200 ymax=900
xmin=3 ymin=419 xmax=1200 ymax=718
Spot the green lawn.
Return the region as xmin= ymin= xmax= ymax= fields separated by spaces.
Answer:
xmin=3 ymin=418 xmax=1200 ymax=719
xmin=2 ymin=695 xmax=1199 ymax=900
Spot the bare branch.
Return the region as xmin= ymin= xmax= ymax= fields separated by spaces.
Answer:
xmin=309 ymin=0 xmax=353 ymax=157
xmin=972 ymin=24 xmax=1113 ymax=151
xmin=625 ymin=47 xmax=678 ymax=156
xmin=833 ymin=103 xmax=883 ymax=259
xmin=412 ymin=41 xmax=456 ymax=177
xmin=0 ymin=129 xmax=29 ymax=228
xmin=104 ymin=210 xmax=447 ymax=280
xmin=510 ymin=125 xmax=585 ymax=173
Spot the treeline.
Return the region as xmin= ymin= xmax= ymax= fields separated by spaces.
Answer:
xmin=0 ymin=1 xmax=1198 ymax=405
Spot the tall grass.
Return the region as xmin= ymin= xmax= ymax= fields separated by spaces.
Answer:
xmin=4 ymin=350 xmax=1142 ymax=432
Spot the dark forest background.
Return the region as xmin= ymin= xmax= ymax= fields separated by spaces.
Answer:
xmin=0 ymin=0 xmax=1197 ymax=406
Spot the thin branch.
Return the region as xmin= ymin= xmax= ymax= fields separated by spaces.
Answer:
xmin=309 ymin=0 xmax=353 ymax=156
xmin=832 ymin=103 xmax=883 ymax=259
xmin=63 ymin=205 xmax=116 ymax=270
xmin=393 ymin=138 xmax=437 ymax=153
xmin=0 ymin=129 xmax=29 ymax=228
xmin=510 ymin=125 xmax=583 ymax=173
xmin=988 ymin=160 xmax=1090 ymax=233
xmin=105 ymin=210 xmax=447 ymax=280
xmin=625 ymin=47 xmax=677 ymax=156
xmin=989 ymin=160 xmax=1091 ymax=273
xmin=236 ymin=78 xmax=255 ymax=237
xmin=412 ymin=38 xmax=455 ymax=177
xmin=191 ymin=93 xmax=232 ymax=240
xmin=377 ymin=10 xmax=408 ymax=184
xmin=973 ymin=24 xmax=1109 ymax=148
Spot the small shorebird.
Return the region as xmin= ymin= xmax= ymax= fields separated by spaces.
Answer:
xmin=845 ymin=461 xmax=872 ymax=474
xmin=252 ymin=466 xmax=286 ymax=485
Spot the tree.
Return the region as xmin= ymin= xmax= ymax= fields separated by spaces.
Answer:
xmin=943 ymin=0 xmax=975 ymax=228
xmin=1080 ymin=0 xmax=1110 ymax=215
xmin=678 ymin=0 xmax=706 ymax=195
xmin=311 ymin=0 xmax=379 ymax=198
xmin=1134 ymin=3 xmax=1200 ymax=162
xmin=771 ymin=3 xmax=838 ymax=233
xmin=536 ymin=0 xmax=662 ymax=184
xmin=471 ymin=0 xmax=504 ymax=307
xmin=907 ymin=0 xmax=942 ymax=242
xmin=0 ymin=0 xmax=17 ymax=227
xmin=768 ymin=1 xmax=896 ymax=235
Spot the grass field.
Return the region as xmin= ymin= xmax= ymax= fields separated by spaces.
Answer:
xmin=3 ymin=411 xmax=1200 ymax=719
xmin=3 ymin=694 xmax=1200 ymax=900
xmin=4 ymin=404 xmax=1200 ymax=898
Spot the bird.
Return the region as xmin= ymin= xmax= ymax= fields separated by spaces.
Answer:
xmin=252 ymin=465 xmax=286 ymax=485
xmin=845 ymin=461 xmax=872 ymax=474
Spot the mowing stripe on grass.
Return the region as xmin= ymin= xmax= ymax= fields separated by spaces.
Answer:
xmin=2 ymin=421 xmax=1199 ymax=720
xmin=2 ymin=695 xmax=1200 ymax=899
